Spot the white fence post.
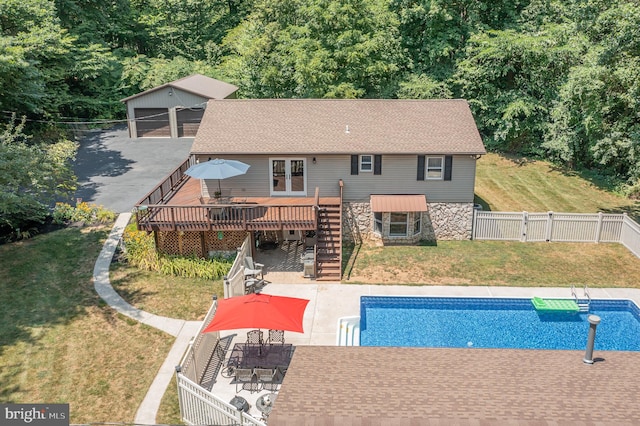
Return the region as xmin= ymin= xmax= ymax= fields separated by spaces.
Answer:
xmin=545 ymin=211 xmax=553 ymax=242
xmin=472 ymin=207 xmax=478 ymax=240
xmin=521 ymin=211 xmax=528 ymax=242
xmin=595 ymin=212 xmax=603 ymax=243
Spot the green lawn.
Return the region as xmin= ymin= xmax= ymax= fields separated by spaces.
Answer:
xmin=475 ymin=153 xmax=639 ymax=220
xmin=343 ymin=240 xmax=640 ymax=287
xmin=109 ymin=263 xmax=222 ymax=320
xmin=0 ymin=226 xmax=174 ymax=423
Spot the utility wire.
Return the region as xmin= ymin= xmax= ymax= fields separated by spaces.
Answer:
xmin=1 ymin=99 xmax=209 ymax=126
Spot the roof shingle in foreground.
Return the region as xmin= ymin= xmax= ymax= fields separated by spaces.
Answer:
xmin=191 ymin=99 xmax=486 ymax=155
xmin=268 ymin=346 xmax=640 ymax=426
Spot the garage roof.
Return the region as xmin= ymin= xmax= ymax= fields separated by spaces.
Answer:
xmin=120 ymin=74 xmax=238 ymax=103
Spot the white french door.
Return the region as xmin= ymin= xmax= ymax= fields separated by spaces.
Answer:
xmin=269 ymin=158 xmax=307 ymax=196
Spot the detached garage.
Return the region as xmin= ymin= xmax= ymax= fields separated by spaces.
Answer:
xmin=121 ymin=74 xmax=238 ymax=138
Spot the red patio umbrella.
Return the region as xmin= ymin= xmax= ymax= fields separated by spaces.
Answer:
xmin=202 ymin=293 xmax=310 ymax=334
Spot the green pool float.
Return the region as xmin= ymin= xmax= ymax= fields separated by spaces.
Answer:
xmin=531 ymin=297 xmax=579 ymax=312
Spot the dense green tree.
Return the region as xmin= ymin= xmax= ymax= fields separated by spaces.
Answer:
xmin=396 ymin=74 xmax=452 ymax=98
xmin=454 ymin=24 xmax=585 ymax=154
xmin=121 ymin=55 xmax=222 ymax=93
xmin=220 ymin=0 xmax=407 ymax=98
xmin=544 ymin=2 xmax=640 ymax=183
xmin=0 ymin=116 xmax=76 ymax=233
xmin=133 ymin=0 xmax=252 ymax=60
xmin=392 ymin=0 xmax=528 ymax=78
xmin=0 ymin=0 xmax=74 ymax=117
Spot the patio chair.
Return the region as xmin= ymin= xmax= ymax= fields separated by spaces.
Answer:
xmin=246 ymin=329 xmax=264 ymax=346
xmin=234 ymin=368 xmax=257 ymax=393
xmin=267 ymin=329 xmax=285 ymax=346
xmin=244 ymin=256 xmax=264 ymax=279
xmin=244 ymin=278 xmax=266 ymax=294
xmin=255 ymin=368 xmax=278 ymax=391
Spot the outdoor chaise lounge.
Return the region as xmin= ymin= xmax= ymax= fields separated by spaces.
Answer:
xmin=244 ymin=256 xmax=264 ymax=279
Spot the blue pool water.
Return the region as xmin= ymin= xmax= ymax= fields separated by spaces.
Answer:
xmin=360 ymin=297 xmax=640 ymax=351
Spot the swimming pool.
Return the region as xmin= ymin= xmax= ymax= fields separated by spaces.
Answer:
xmin=359 ymin=296 xmax=640 ymax=351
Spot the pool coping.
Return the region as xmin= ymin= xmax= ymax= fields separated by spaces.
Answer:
xmin=241 ymin=284 xmax=640 ymax=346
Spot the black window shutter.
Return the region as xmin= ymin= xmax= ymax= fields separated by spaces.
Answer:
xmin=374 ymin=155 xmax=382 ymax=175
xmin=351 ymin=155 xmax=358 ymax=175
xmin=417 ymin=156 xmax=425 ymax=181
xmin=444 ymin=155 xmax=453 ymax=181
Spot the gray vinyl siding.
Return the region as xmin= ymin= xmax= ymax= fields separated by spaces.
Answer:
xmin=314 ymin=154 xmax=476 ymax=202
xmin=198 ymin=154 xmax=273 ymax=197
xmin=194 ymin=154 xmax=477 ymax=202
xmin=125 ymin=88 xmax=208 ymax=112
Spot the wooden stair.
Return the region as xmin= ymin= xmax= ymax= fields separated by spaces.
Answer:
xmin=315 ymin=203 xmax=342 ymax=281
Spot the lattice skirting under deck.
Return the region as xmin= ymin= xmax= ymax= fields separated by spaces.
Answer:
xmin=156 ymin=230 xmax=248 ymax=257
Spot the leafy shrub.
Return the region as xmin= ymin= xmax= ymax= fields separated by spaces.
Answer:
xmin=121 ymin=223 xmax=234 ymax=279
xmin=53 ymin=202 xmax=116 ymax=225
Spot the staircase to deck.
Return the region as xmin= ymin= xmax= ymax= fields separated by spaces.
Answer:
xmin=315 ymin=203 xmax=342 ymax=281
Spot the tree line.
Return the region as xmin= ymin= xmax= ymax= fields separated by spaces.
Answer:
xmin=1 ymin=0 xmax=638 ymax=234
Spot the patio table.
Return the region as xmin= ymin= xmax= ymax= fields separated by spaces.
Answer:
xmin=227 ymin=343 xmax=293 ymax=370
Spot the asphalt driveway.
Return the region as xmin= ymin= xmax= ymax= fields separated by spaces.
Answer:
xmin=73 ymin=124 xmax=193 ymax=213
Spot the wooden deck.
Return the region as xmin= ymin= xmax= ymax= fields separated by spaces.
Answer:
xmin=137 ymin=176 xmax=340 ymax=232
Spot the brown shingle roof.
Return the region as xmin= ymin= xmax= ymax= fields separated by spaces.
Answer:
xmin=190 ymin=99 xmax=486 ymax=155
xmin=268 ymin=346 xmax=640 ymax=426
xmin=120 ymin=74 xmax=238 ymax=102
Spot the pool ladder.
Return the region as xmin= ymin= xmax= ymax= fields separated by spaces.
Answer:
xmin=571 ymin=284 xmax=591 ymax=313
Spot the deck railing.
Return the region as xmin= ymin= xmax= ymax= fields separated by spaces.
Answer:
xmin=136 ymin=203 xmax=318 ymax=232
xmin=137 ymin=158 xmax=191 ymax=206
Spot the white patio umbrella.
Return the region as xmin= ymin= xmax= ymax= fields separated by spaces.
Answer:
xmin=185 ymin=158 xmax=250 ymax=194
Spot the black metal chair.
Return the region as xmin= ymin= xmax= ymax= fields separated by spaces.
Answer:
xmin=267 ymin=329 xmax=285 ymax=346
xmin=246 ymin=329 xmax=264 ymax=345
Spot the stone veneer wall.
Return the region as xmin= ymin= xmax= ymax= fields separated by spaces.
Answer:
xmin=342 ymin=201 xmax=473 ymax=244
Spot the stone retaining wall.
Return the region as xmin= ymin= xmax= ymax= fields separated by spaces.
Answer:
xmin=342 ymin=201 xmax=473 ymax=244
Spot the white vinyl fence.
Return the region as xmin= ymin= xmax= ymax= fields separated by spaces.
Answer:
xmin=177 ymin=374 xmax=265 ymax=426
xmin=621 ymin=215 xmax=640 ymax=258
xmin=224 ymin=235 xmax=252 ymax=298
xmin=473 ymin=211 xmax=640 ymax=257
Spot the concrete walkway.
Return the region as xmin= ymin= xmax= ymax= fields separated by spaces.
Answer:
xmin=93 ymin=213 xmax=201 ymax=425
